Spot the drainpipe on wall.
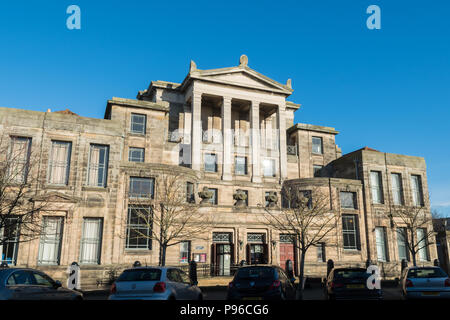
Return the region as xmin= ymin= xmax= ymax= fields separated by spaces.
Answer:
xmin=357 ymin=159 xmax=372 ymax=263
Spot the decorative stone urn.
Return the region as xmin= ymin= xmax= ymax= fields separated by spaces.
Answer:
xmin=198 ymin=187 xmax=213 ymax=205
xmin=265 ymin=191 xmax=278 ymax=208
xmin=233 ymin=189 xmax=247 ymax=207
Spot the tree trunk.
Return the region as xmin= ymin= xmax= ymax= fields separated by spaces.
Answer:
xmin=161 ymin=243 xmax=167 ymax=267
xmin=296 ymin=250 xmax=306 ymax=300
xmin=412 ymin=251 xmax=417 ymax=267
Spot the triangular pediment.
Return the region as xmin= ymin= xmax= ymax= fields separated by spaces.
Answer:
xmin=191 ymin=67 xmax=293 ymax=95
xmin=31 ymin=191 xmax=80 ymax=203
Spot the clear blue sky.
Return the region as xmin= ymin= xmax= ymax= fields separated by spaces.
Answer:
xmin=0 ymin=1 xmax=449 ymax=215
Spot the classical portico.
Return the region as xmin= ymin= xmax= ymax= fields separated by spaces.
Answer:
xmin=182 ymin=55 xmax=293 ymax=182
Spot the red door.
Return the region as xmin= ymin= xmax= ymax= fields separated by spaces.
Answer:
xmin=279 ymin=243 xmax=295 ymax=271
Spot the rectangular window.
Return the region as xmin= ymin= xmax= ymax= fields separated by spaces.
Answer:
xmin=375 ymin=227 xmax=388 ymax=262
xmin=417 ymin=228 xmax=429 ymax=261
xmin=126 ymin=206 xmax=152 ymax=250
xmin=370 ymin=171 xmax=384 ymax=204
xmin=186 ymin=182 xmax=195 ymax=203
xmin=38 ymin=217 xmax=63 ymax=265
xmin=235 ymin=156 xmax=247 ymax=175
xmin=0 ymin=217 xmax=20 ymax=265
xmin=313 ymin=165 xmax=323 ymax=177
xmin=265 ymin=191 xmax=276 ymax=207
xmin=179 ymin=241 xmax=191 ymax=264
xmin=342 ymin=215 xmax=360 ymax=250
xmin=263 ymin=159 xmax=276 ymax=177
xmin=48 ymin=141 xmax=72 ymax=185
xmin=411 ymin=175 xmax=424 ymax=207
xmin=312 ymin=136 xmax=323 ymax=154
xmin=317 ymin=243 xmax=326 ymax=262
xmin=8 ymin=136 xmax=31 ymax=183
xmin=208 ymin=188 xmax=218 ymax=205
xmin=128 ymin=147 xmax=145 ymax=162
xmin=391 ymin=173 xmax=404 ymax=205
xmin=130 ymin=113 xmax=146 ymax=134
xmin=79 ymin=218 xmax=103 ymax=264
xmin=204 ymin=153 xmax=218 ymax=172
xmin=87 ymin=144 xmax=109 ymax=187
xmin=340 ymin=192 xmax=357 ymax=209
xmin=129 ymin=177 xmax=155 ymax=199
xmin=397 ymin=228 xmax=409 ymax=262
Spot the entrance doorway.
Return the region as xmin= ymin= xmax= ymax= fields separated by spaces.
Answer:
xmin=279 ymin=234 xmax=298 ymax=275
xmin=246 ymin=233 xmax=268 ymax=264
xmin=211 ymin=232 xmax=234 ymax=276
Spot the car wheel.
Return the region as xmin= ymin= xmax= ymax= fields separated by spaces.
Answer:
xmin=169 ymin=295 xmax=176 ymax=301
xmin=327 ymin=294 xmax=335 ymax=301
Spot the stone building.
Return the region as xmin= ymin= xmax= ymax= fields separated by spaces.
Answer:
xmin=434 ymin=218 xmax=450 ymax=275
xmin=0 ymin=55 xmax=437 ymax=288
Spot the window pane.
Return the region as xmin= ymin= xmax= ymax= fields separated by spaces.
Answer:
xmin=417 ymin=228 xmax=428 ymax=261
xmin=312 ymin=137 xmax=323 ymax=154
xmin=48 ymin=141 xmax=71 ymax=185
xmin=38 ymin=217 xmax=63 ymax=265
xmin=391 ymin=173 xmax=403 ymax=205
xmin=208 ymin=189 xmax=218 ymax=205
xmin=129 ymin=177 xmax=154 ymax=198
xmin=126 ymin=206 xmax=151 ymax=250
xmin=0 ymin=218 xmax=20 ymax=265
xmin=131 ymin=114 xmax=146 ymax=134
xmin=342 ymin=215 xmax=358 ymax=250
xmin=375 ymin=227 xmax=387 ymax=262
xmin=88 ymin=145 xmax=109 ymax=187
xmin=340 ymin=192 xmax=356 ymax=209
xmin=263 ymin=159 xmax=275 ymax=177
xmin=411 ymin=175 xmax=423 ymax=206
xmin=235 ymin=157 xmax=247 ymax=175
xmin=397 ymin=228 xmax=408 ymax=261
xmin=129 ymin=148 xmax=144 ymax=162
xmin=80 ymin=218 xmax=102 ymax=264
xmin=8 ymin=137 xmax=31 ymax=183
xmin=204 ymin=154 xmax=217 ymax=172
xmin=370 ymin=171 xmax=383 ymax=204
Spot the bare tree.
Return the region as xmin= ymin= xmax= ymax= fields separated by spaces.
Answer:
xmin=388 ymin=205 xmax=435 ymax=267
xmin=0 ymin=135 xmax=48 ymax=263
xmin=260 ymin=185 xmax=339 ymax=299
xmin=124 ymin=170 xmax=217 ymax=266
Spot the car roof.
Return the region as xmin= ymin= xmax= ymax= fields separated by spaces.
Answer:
xmin=238 ymin=264 xmax=280 ymax=269
xmin=407 ymin=266 xmax=442 ymax=270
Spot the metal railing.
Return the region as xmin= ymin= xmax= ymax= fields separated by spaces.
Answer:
xmin=287 ymin=144 xmax=297 ymax=155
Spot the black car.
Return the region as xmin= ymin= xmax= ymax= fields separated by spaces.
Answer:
xmin=325 ymin=267 xmax=382 ymax=300
xmin=0 ymin=267 xmax=83 ymax=300
xmin=227 ymin=265 xmax=296 ymax=300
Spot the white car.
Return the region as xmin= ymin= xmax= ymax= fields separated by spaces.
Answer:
xmin=401 ymin=266 xmax=450 ymax=299
xmin=108 ymin=266 xmax=203 ymax=300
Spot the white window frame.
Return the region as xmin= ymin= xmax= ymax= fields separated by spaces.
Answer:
xmin=87 ymin=144 xmax=109 ymax=187
xmin=375 ymin=227 xmax=388 ymax=262
xmin=48 ymin=140 xmax=72 ymax=185
xmin=128 ymin=147 xmax=145 ymax=162
xmin=79 ymin=218 xmax=103 ymax=265
xmin=130 ymin=113 xmax=147 ymax=134
xmin=391 ymin=173 xmax=403 ymax=205
xmin=417 ymin=228 xmax=428 ymax=261
xmin=126 ymin=206 xmax=152 ymax=250
xmin=38 ymin=217 xmax=63 ymax=266
xmin=311 ymin=136 xmax=323 ymax=154
xmin=262 ymin=159 xmax=276 ymax=177
xmin=370 ymin=171 xmax=384 ymax=204
xmin=129 ymin=177 xmax=155 ymax=199
xmin=411 ymin=175 xmax=424 ymax=207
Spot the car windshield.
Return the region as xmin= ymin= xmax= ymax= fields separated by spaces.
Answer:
xmin=235 ymin=267 xmax=274 ymax=280
xmin=117 ymin=269 xmax=162 ymax=282
xmin=334 ymin=269 xmax=369 ymax=280
xmin=407 ymin=268 xmax=448 ymax=279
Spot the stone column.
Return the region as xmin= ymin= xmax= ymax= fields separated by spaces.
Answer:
xmin=222 ymin=96 xmax=232 ymax=181
xmin=250 ymin=101 xmax=261 ymax=183
xmin=183 ymin=103 xmax=191 ymax=144
xmin=191 ymin=92 xmax=202 ymax=171
xmin=277 ymin=102 xmax=287 ymax=180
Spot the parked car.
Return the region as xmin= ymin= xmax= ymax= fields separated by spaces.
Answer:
xmin=325 ymin=267 xmax=383 ymax=300
xmin=108 ymin=266 xmax=203 ymax=300
xmin=226 ymin=265 xmax=296 ymax=300
xmin=0 ymin=267 xmax=83 ymax=300
xmin=400 ymin=266 xmax=450 ymax=299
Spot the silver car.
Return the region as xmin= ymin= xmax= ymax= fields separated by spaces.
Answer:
xmin=0 ymin=267 xmax=83 ymax=300
xmin=401 ymin=266 xmax=450 ymax=299
xmin=109 ymin=266 xmax=203 ymax=300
